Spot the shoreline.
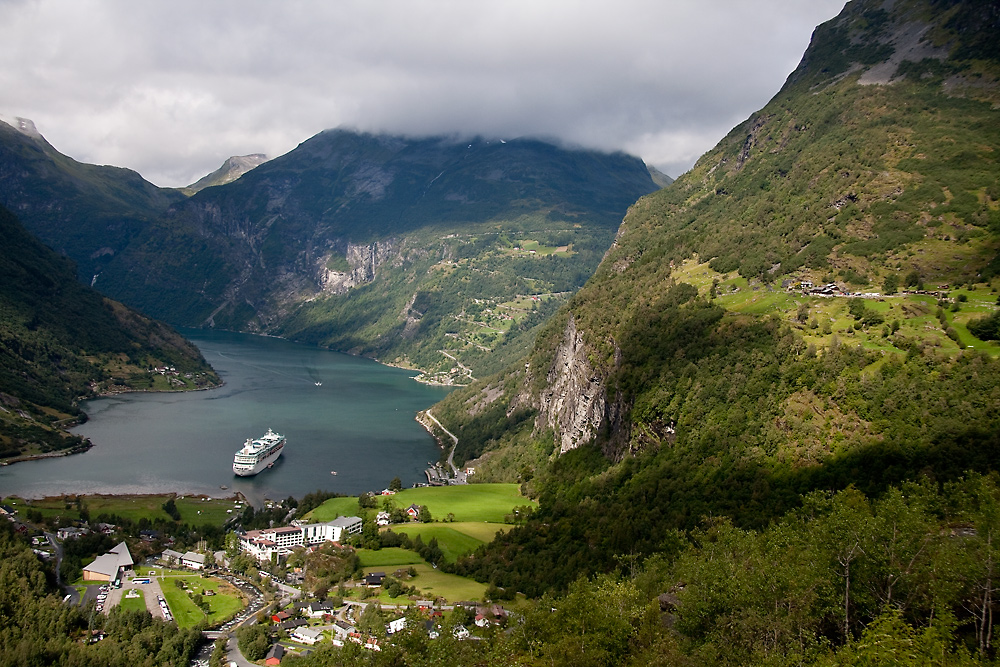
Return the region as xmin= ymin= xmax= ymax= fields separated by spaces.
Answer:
xmin=93 ymin=378 xmax=225 ymax=399
xmin=4 ymin=489 xmax=248 ymax=504
xmin=0 ymin=441 xmax=93 ymax=466
xmin=0 ymin=381 xmax=226 ymax=467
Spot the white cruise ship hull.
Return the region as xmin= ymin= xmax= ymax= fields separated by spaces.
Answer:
xmin=233 ymin=429 xmax=285 ymax=476
xmin=233 ymin=443 xmax=283 ymax=476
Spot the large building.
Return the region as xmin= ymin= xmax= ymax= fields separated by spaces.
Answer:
xmin=83 ymin=541 xmax=133 ymax=582
xmin=239 ymin=516 xmax=362 ymax=563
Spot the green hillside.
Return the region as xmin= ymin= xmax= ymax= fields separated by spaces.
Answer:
xmin=0 ymin=126 xmax=658 ymax=380
xmin=0 ymin=205 xmax=220 ymax=460
xmin=429 ymin=0 xmax=1000 ymax=594
xmin=0 ymin=118 xmax=185 ymax=284
xmin=105 ymin=132 xmax=659 ymax=379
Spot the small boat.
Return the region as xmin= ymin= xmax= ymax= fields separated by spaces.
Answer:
xmin=330 ymin=471 xmax=337 ymax=475
xmin=219 ymin=485 xmax=228 ymax=490
xmin=315 ymin=382 xmax=322 ymax=386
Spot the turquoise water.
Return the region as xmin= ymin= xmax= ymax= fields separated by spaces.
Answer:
xmin=0 ymin=330 xmax=452 ymax=503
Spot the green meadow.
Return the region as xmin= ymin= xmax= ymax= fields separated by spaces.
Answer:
xmin=4 ymin=493 xmax=241 ymax=526
xmin=152 ymin=572 xmax=245 ymax=629
xmin=307 ymin=483 xmax=535 ymax=524
xmin=389 ymin=484 xmax=534 ymax=522
xmin=361 ymin=563 xmax=488 ymax=604
xmin=385 ymin=522 xmax=510 ymax=562
xmin=357 ymin=547 xmax=424 ymax=568
xmin=304 ymin=496 xmax=364 ymax=522
xmin=118 ymin=589 xmax=146 ymax=614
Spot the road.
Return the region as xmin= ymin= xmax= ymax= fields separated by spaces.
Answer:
xmin=424 ymin=410 xmax=460 ymax=477
xmin=46 ymin=532 xmax=80 ymax=605
xmin=224 ymin=635 xmax=256 ymax=667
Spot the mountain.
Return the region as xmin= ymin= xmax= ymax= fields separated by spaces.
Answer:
xmin=183 ymin=153 xmax=268 ymax=194
xmin=0 ymin=125 xmax=658 ymax=379
xmin=427 ymin=0 xmax=1000 ymax=592
xmin=645 ymin=163 xmax=674 ymax=188
xmin=0 ymin=117 xmax=186 ymax=286
xmin=0 ymin=204 xmax=220 ymax=461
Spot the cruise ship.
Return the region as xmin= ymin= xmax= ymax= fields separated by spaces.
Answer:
xmin=233 ymin=429 xmax=286 ymax=476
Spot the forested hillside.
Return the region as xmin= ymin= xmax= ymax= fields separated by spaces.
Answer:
xmin=0 ymin=205 xmax=219 ymax=461
xmin=0 ymin=123 xmax=659 ymax=380
xmin=251 ymin=475 xmax=1000 ymax=665
xmin=426 ymin=0 xmax=1000 ymax=607
xmin=0 ymin=521 xmax=202 ymax=665
xmin=0 ymin=117 xmax=185 ymax=284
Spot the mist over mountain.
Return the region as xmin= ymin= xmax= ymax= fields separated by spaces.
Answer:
xmin=0 ymin=124 xmax=658 ymax=379
xmin=427 ymin=0 xmax=1000 ymax=598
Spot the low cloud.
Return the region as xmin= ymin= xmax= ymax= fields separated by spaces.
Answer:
xmin=0 ymin=0 xmax=845 ymax=186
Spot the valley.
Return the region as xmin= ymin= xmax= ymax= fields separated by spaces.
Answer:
xmin=2 ymin=0 xmax=1000 ymax=664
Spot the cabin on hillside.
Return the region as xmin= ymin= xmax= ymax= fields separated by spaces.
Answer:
xmin=363 ymin=571 xmax=386 ymax=587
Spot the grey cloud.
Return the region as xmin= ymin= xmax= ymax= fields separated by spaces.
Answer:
xmin=0 ymin=0 xmax=845 ymax=186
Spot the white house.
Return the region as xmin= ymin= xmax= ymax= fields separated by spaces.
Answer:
xmin=57 ymin=526 xmax=89 ymax=540
xmin=239 ymin=531 xmax=281 ymax=563
xmin=387 ymin=617 xmax=407 ymax=634
xmin=160 ymin=548 xmax=184 ymax=566
xmin=181 ymin=551 xmax=206 ymax=570
xmin=307 ymin=601 xmax=333 ymax=618
xmin=291 ymin=626 xmax=324 ymax=645
xmin=328 ymin=515 xmax=363 ymax=540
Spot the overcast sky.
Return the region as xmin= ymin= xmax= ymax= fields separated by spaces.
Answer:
xmin=0 ymin=0 xmax=845 ymax=188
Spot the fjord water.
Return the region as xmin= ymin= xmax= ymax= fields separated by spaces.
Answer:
xmin=0 ymin=330 xmax=452 ymax=504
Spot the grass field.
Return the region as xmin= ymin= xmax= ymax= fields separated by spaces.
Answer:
xmin=118 ymin=589 xmax=146 ymax=613
xmin=667 ymin=256 xmax=1000 ymax=359
xmin=159 ymin=582 xmax=204 ymax=628
xmin=305 ymin=496 xmax=363 ymax=522
xmin=363 ymin=563 xmax=488 ymax=603
xmin=357 ymin=547 xmax=425 ymax=568
xmin=155 ymin=573 xmax=245 ymax=629
xmin=4 ymin=493 xmax=242 ymax=526
xmin=308 ymin=484 xmax=533 ymax=524
xmin=389 ymin=484 xmax=534 ymax=523
xmin=385 ymin=522 xmax=509 ymax=562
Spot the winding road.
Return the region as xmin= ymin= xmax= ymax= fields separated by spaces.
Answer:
xmin=424 ymin=410 xmax=459 ymax=476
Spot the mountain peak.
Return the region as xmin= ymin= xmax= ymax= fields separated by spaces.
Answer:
xmin=184 ymin=153 xmax=269 ymax=193
xmin=0 ymin=115 xmax=43 ymax=139
xmin=784 ymin=0 xmax=1000 ymax=96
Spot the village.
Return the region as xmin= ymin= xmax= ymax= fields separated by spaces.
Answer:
xmin=2 ymin=482 xmax=532 ymax=664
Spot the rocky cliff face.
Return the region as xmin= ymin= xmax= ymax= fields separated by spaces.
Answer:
xmin=319 ymin=240 xmax=396 ymax=294
xmin=535 ymin=316 xmax=608 ymax=454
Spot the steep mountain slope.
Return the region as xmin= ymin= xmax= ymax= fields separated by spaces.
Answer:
xmin=0 ymin=117 xmax=186 ymax=284
xmin=429 ymin=0 xmax=1000 ymax=591
xmin=93 ymin=131 xmax=659 ymax=377
xmin=0 ymin=122 xmax=657 ymax=378
xmin=0 ymin=205 xmax=220 ymax=461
